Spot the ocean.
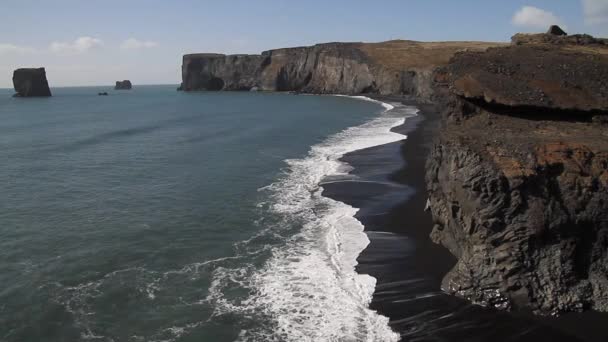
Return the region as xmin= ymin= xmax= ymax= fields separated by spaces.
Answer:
xmin=0 ymin=85 xmax=415 ymax=341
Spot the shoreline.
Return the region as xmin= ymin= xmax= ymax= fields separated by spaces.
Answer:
xmin=321 ymin=96 xmax=608 ymax=341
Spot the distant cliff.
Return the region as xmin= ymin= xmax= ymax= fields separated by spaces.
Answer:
xmin=179 ymin=41 xmax=501 ymax=102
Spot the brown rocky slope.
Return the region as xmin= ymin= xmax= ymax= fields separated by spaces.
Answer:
xmin=427 ymin=31 xmax=608 ymax=315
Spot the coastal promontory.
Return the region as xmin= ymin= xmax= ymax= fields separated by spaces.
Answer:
xmin=179 ymin=41 xmax=502 ymax=102
xmin=427 ymin=29 xmax=608 ymax=315
xmin=12 ymin=68 xmax=52 ymax=97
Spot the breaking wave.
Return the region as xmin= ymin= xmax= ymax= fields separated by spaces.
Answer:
xmin=207 ymin=96 xmax=417 ymax=341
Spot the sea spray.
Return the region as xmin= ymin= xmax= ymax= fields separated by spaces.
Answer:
xmin=208 ymin=97 xmax=418 ymax=341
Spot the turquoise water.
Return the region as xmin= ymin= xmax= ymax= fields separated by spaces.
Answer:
xmin=0 ymin=86 xmax=408 ymax=341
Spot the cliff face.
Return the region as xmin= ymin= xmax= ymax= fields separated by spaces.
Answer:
xmin=427 ymin=33 xmax=608 ymax=315
xmin=181 ymin=53 xmax=264 ymax=91
xmin=180 ymin=41 xmax=501 ymax=102
xmin=12 ymin=68 xmax=52 ymax=97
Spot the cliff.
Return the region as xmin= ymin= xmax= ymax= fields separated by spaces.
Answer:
xmin=179 ymin=41 xmax=502 ymax=102
xmin=426 ymin=31 xmax=608 ymax=315
xmin=12 ymin=68 xmax=52 ymax=97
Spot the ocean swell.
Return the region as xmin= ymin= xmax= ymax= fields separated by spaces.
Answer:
xmin=209 ymin=96 xmax=412 ymax=341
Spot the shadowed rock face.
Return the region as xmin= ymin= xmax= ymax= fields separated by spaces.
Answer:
xmin=12 ymin=68 xmax=52 ymax=97
xmin=547 ymin=25 xmax=567 ymax=36
xmin=180 ymin=53 xmax=264 ymax=91
xmin=179 ymin=44 xmax=406 ymax=95
xmin=115 ymin=80 xmax=132 ymax=90
xmin=427 ymin=30 xmax=608 ymax=315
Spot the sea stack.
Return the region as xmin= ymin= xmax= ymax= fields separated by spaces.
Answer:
xmin=115 ymin=80 xmax=132 ymax=90
xmin=12 ymin=68 xmax=52 ymax=97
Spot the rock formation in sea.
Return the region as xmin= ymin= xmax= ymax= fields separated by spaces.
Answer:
xmin=179 ymin=41 xmax=502 ymax=102
xmin=179 ymin=27 xmax=608 ymax=316
xmin=115 ymin=80 xmax=132 ymax=90
xmin=426 ymin=30 xmax=608 ymax=315
xmin=12 ymin=68 xmax=52 ymax=97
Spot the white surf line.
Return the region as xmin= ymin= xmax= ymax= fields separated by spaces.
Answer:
xmin=208 ymin=95 xmax=416 ymax=342
xmin=331 ymin=94 xmax=396 ymax=112
xmin=258 ymin=95 xmax=407 ymax=340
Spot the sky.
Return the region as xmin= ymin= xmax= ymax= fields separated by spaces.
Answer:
xmin=1 ymin=0 xmax=607 ymax=87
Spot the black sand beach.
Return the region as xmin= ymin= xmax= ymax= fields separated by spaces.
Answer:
xmin=321 ymin=97 xmax=608 ymax=342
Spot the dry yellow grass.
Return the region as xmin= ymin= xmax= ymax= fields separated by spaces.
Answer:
xmin=561 ymin=45 xmax=608 ymax=55
xmin=359 ymin=40 xmax=507 ymax=70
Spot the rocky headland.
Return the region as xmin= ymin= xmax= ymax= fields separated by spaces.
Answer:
xmin=427 ymin=30 xmax=608 ymax=316
xmin=178 ymin=40 xmax=502 ymax=102
xmin=115 ymin=80 xmax=132 ymax=90
xmin=181 ymin=27 xmax=608 ymax=317
xmin=12 ymin=68 xmax=52 ymax=97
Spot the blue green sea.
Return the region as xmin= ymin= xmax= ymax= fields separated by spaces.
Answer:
xmin=0 ymin=86 xmax=410 ymax=341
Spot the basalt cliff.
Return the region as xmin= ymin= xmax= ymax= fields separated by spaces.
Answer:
xmin=179 ymin=40 xmax=500 ymax=102
xmin=181 ymin=29 xmax=608 ymax=316
xmin=427 ymin=31 xmax=608 ymax=315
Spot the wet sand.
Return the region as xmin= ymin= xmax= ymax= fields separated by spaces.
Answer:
xmin=321 ymin=97 xmax=608 ymax=341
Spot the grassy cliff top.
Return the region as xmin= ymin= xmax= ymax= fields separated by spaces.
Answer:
xmin=359 ymin=40 xmax=506 ymax=70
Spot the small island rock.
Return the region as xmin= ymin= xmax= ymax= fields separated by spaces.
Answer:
xmin=12 ymin=68 xmax=52 ymax=97
xmin=115 ymin=80 xmax=132 ymax=90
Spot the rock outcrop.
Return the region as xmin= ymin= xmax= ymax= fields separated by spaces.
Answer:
xmin=547 ymin=25 xmax=567 ymax=36
xmin=179 ymin=41 xmax=502 ymax=102
xmin=12 ymin=68 xmax=52 ymax=97
xmin=115 ymin=80 xmax=132 ymax=90
xmin=448 ymin=45 xmax=608 ymax=112
xmin=427 ymin=30 xmax=608 ymax=315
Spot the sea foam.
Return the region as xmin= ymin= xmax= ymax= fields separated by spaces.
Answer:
xmin=208 ymin=96 xmax=417 ymax=341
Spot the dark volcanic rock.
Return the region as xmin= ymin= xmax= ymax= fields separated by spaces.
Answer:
xmin=512 ymin=32 xmax=608 ymax=46
xmin=427 ymin=33 xmax=608 ymax=316
xmin=181 ymin=53 xmax=264 ymax=91
xmin=547 ymin=25 xmax=567 ymax=36
xmin=12 ymin=68 xmax=52 ymax=97
xmin=115 ymin=80 xmax=132 ymax=90
xmin=447 ymin=46 xmax=608 ymax=112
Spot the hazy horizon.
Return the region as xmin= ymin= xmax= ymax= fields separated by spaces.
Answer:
xmin=2 ymin=0 xmax=607 ymax=87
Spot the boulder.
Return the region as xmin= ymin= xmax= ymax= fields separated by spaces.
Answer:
xmin=547 ymin=25 xmax=567 ymax=36
xmin=12 ymin=68 xmax=52 ymax=97
xmin=115 ymin=80 xmax=132 ymax=90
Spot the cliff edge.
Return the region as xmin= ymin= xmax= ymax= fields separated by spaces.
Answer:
xmin=427 ymin=29 xmax=608 ymax=315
